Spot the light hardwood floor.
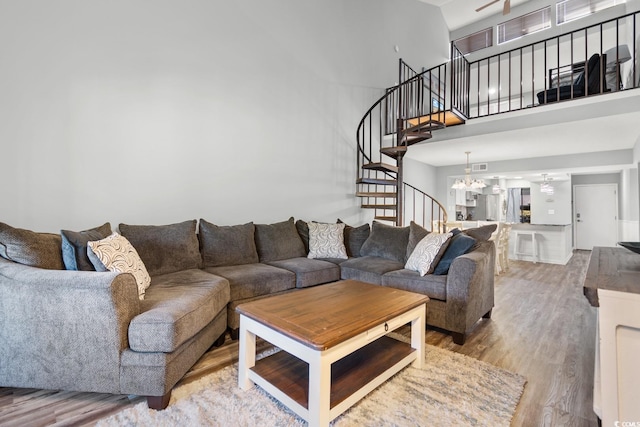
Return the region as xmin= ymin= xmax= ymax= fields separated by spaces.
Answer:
xmin=0 ymin=251 xmax=598 ymax=426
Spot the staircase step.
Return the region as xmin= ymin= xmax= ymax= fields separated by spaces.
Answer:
xmin=362 ymin=162 xmax=398 ymax=173
xmin=380 ymin=146 xmax=407 ymax=159
xmin=374 ymin=215 xmax=397 ymax=222
xmin=401 ymin=132 xmax=433 ymax=146
xmin=357 ymin=177 xmax=397 ymax=186
xmin=404 ymin=119 xmax=445 ymax=133
xmin=356 ymin=192 xmax=397 ymax=199
xmin=407 ymin=110 xmax=465 ymax=128
xmin=361 ymin=204 xmax=397 ymax=210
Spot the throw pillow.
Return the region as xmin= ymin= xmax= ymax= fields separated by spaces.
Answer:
xmin=337 ymin=219 xmax=370 ymax=257
xmin=199 ymin=220 xmax=259 ymax=267
xmin=60 ymin=222 xmax=112 ymax=271
xmin=406 ymin=221 xmax=430 ymax=262
xmin=119 ymin=220 xmax=201 ymax=277
xmin=432 ymin=232 xmax=477 ymax=275
xmin=0 ymin=222 xmax=64 ymax=270
xmin=295 ymin=219 xmax=311 ymax=253
xmin=405 ymin=232 xmax=453 ymax=276
xmin=295 ymin=219 xmax=330 ymax=253
xmin=254 ymin=217 xmax=306 ymax=262
xmin=464 ymin=224 xmax=498 ymax=241
xmin=307 ymin=222 xmax=348 ymax=259
xmin=359 ymin=221 xmax=410 ymax=263
xmin=88 ymin=232 xmax=151 ymax=300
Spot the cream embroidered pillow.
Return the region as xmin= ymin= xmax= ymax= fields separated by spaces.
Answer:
xmin=88 ymin=232 xmax=151 ymax=300
xmin=307 ymin=222 xmax=348 ymax=259
xmin=405 ymin=232 xmax=453 ymax=276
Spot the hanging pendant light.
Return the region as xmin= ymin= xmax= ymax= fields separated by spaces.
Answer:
xmin=451 ymin=151 xmax=486 ymax=190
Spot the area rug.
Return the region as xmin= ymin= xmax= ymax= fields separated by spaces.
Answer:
xmin=97 ymin=337 xmax=526 ymax=426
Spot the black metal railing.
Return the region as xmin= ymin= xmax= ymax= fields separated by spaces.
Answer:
xmin=355 ymin=10 xmax=639 ymax=230
xmin=403 ymin=182 xmax=448 ymax=230
xmin=466 ymin=10 xmax=639 ymax=118
xmin=356 ymin=60 xmax=450 ymax=229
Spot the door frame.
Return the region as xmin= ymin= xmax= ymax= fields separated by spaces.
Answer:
xmin=573 ymin=183 xmax=619 ymax=250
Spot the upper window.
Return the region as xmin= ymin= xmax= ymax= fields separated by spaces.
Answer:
xmin=453 ymin=28 xmax=494 ymax=55
xmin=557 ymin=0 xmax=625 ymax=25
xmin=497 ymin=7 xmax=552 ymax=44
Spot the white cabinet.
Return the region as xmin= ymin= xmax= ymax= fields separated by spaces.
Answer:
xmin=455 ymin=190 xmax=476 ymax=207
xmin=596 ymin=289 xmax=640 ymax=425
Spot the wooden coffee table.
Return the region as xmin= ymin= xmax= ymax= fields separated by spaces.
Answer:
xmin=236 ymin=279 xmax=428 ymax=427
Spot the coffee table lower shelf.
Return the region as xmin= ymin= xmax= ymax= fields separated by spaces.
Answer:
xmin=251 ymin=335 xmax=413 ymax=411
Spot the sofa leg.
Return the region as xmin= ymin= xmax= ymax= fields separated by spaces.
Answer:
xmin=483 ymin=309 xmax=493 ymax=319
xmin=451 ymin=332 xmax=466 ymax=345
xmin=212 ymin=332 xmax=226 ymax=347
xmin=147 ymin=391 xmax=171 ymax=410
xmin=230 ymin=328 xmax=239 ymax=341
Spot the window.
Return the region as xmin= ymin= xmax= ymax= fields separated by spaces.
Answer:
xmin=557 ymin=0 xmax=625 ymax=25
xmin=497 ymin=7 xmax=552 ymax=45
xmin=453 ymin=28 xmax=494 ymax=55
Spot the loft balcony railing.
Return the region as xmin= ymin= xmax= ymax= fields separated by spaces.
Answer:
xmin=454 ymin=10 xmax=639 ymax=118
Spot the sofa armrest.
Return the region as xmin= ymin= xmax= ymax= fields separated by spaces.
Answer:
xmin=0 ymin=257 xmax=140 ymax=394
xmin=445 ymin=241 xmax=495 ymax=333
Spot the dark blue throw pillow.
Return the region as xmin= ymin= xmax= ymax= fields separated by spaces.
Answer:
xmin=432 ymin=232 xmax=476 ymax=275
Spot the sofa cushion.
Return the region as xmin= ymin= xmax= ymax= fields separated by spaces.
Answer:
xmin=405 ymin=232 xmax=452 ymax=276
xmin=255 ymin=217 xmax=306 ymax=262
xmin=307 ymin=222 xmax=347 ymax=259
xmin=339 ymin=256 xmax=405 ymax=285
xmin=463 ymin=224 xmax=497 ymax=241
xmin=204 ymin=263 xmax=295 ymax=301
xmin=382 ymin=269 xmax=447 ymax=301
xmin=359 ymin=221 xmax=410 ymax=263
xmin=88 ymin=232 xmax=151 ymax=300
xmin=199 ymin=220 xmax=259 ymax=267
xmin=60 ymin=222 xmax=112 ymax=271
xmin=0 ymin=222 xmax=64 ymax=270
xmin=266 ymin=257 xmax=340 ymax=288
xmin=406 ymin=221 xmax=430 ymax=262
xmin=128 ymin=269 xmax=230 ymax=353
xmin=338 ymin=220 xmax=370 ymax=258
xmin=433 ymin=232 xmax=477 ymax=275
xmin=119 ymin=220 xmax=201 ymax=276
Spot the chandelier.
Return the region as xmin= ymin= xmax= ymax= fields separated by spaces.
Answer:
xmin=451 ymin=151 xmax=486 ymax=190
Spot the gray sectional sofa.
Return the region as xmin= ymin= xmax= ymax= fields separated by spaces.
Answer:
xmin=0 ymin=217 xmax=495 ymax=410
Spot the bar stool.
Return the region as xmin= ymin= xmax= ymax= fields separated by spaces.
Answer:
xmin=514 ymin=230 xmax=538 ymax=264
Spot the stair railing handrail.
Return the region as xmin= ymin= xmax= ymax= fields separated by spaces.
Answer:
xmin=356 ymin=61 xmax=448 ymax=172
xmin=356 ymin=60 xmax=450 ymax=230
xmin=463 ymin=9 xmax=638 ymax=118
xmin=403 ymin=182 xmax=448 ymax=231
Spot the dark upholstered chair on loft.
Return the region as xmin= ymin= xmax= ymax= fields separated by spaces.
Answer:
xmin=537 ymin=53 xmax=608 ymax=104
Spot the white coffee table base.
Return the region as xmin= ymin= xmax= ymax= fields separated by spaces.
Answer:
xmin=238 ymin=304 xmax=426 ymax=427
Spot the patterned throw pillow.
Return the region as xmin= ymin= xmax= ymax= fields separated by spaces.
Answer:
xmin=88 ymin=233 xmax=151 ymax=300
xmin=405 ymin=232 xmax=453 ymax=276
xmin=307 ymin=222 xmax=348 ymax=259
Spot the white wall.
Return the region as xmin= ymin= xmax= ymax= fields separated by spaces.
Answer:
xmin=530 ymin=180 xmax=572 ymax=225
xmin=0 ymin=0 xmax=449 ymax=232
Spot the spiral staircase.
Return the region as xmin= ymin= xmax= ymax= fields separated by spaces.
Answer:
xmin=355 ymin=58 xmax=466 ymax=231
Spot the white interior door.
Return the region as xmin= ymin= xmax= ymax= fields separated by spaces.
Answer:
xmin=574 ymin=184 xmax=618 ymax=250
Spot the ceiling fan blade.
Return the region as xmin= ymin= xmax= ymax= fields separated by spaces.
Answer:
xmin=475 ymin=0 xmax=500 ymax=12
xmin=503 ymin=0 xmax=511 ymax=14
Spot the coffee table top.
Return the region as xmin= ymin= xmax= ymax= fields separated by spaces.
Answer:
xmin=236 ymin=280 xmax=429 ymax=350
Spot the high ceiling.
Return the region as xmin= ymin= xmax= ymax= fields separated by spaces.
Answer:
xmin=419 ymin=0 xmax=532 ymax=30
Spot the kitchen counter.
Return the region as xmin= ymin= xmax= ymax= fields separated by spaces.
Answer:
xmin=509 ymin=223 xmax=572 ymax=265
